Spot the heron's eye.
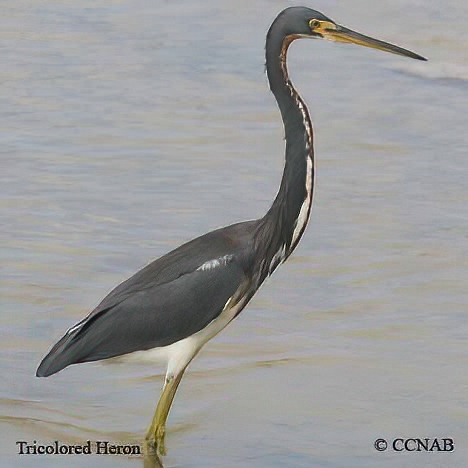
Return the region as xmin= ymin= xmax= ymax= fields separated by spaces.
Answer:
xmin=309 ymin=19 xmax=321 ymax=30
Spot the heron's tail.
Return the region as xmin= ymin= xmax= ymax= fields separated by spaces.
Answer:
xmin=36 ymin=332 xmax=80 ymax=377
xmin=36 ymin=309 xmax=115 ymax=377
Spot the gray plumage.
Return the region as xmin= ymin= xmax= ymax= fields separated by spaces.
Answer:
xmin=36 ymin=221 xmax=257 ymax=376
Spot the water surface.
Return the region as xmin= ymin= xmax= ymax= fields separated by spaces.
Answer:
xmin=1 ymin=1 xmax=467 ymax=467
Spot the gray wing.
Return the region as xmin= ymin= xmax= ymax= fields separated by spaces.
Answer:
xmin=36 ymin=221 xmax=257 ymax=377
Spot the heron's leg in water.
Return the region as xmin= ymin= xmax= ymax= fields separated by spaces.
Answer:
xmin=145 ymin=369 xmax=186 ymax=456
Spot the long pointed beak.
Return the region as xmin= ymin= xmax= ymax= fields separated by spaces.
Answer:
xmin=320 ymin=23 xmax=427 ymax=61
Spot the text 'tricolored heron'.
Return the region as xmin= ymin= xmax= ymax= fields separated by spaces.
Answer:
xmin=37 ymin=6 xmax=426 ymax=456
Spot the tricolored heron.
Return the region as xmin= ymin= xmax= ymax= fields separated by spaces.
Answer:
xmin=37 ymin=7 xmax=425 ymax=456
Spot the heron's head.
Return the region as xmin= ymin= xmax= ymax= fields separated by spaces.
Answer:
xmin=275 ymin=7 xmax=426 ymax=61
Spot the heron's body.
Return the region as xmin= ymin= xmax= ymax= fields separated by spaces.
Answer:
xmin=37 ymin=222 xmax=256 ymax=375
xmin=37 ymin=6 xmax=425 ymax=457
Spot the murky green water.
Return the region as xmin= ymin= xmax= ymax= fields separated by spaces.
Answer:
xmin=1 ymin=1 xmax=467 ymax=467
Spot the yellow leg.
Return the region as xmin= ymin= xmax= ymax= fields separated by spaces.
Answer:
xmin=143 ymin=450 xmax=164 ymax=468
xmin=145 ymin=370 xmax=185 ymax=456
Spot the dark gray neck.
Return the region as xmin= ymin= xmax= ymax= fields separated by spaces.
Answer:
xmin=253 ymin=30 xmax=315 ymax=282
